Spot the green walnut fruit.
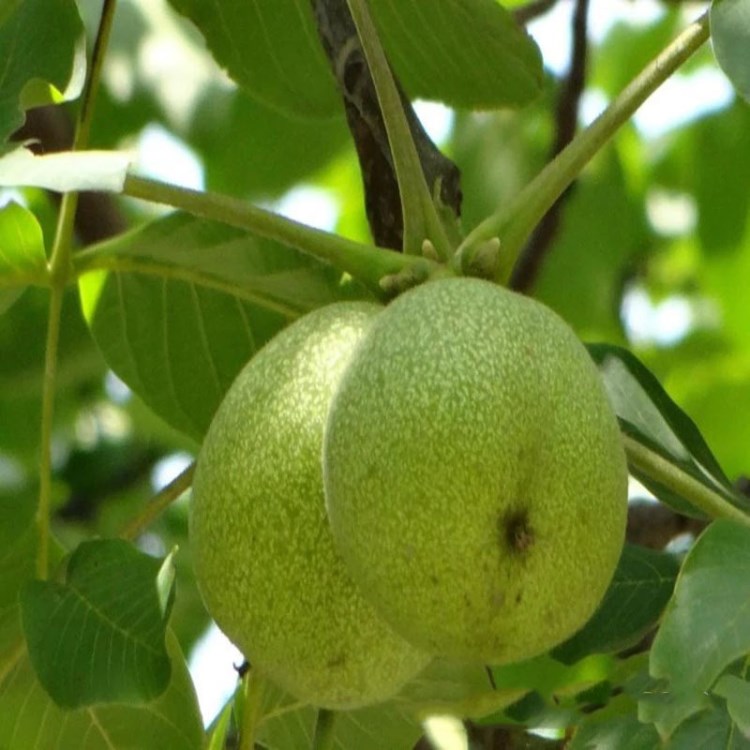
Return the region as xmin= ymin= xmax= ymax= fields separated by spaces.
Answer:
xmin=324 ymin=278 xmax=628 ymax=665
xmin=190 ymin=302 xmax=430 ymax=709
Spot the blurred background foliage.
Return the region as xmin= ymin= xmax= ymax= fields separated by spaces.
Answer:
xmin=1 ymin=0 xmax=748 ymax=726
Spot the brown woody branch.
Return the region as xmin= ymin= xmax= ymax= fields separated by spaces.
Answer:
xmin=310 ymin=0 xmax=461 ymax=250
xmin=510 ymin=0 xmax=590 ymax=292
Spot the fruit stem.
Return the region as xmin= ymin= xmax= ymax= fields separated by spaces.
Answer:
xmin=119 ymin=462 xmax=195 ymax=541
xmin=456 ymin=10 xmax=710 ymax=283
xmin=311 ymin=708 xmax=337 ymax=750
xmin=121 ymin=175 xmax=435 ymax=296
xmin=623 ymin=435 xmax=750 ymax=528
xmin=36 ymin=0 xmax=117 ymax=578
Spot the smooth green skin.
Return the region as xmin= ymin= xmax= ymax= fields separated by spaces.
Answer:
xmin=190 ymin=302 xmax=430 ymax=710
xmin=324 ymin=278 xmax=628 ymax=664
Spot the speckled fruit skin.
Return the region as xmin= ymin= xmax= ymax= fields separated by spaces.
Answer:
xmin=323 ymin=278 xmax=628 ymax=665
xmin=190 ymin=302 xmax=430 ymax=709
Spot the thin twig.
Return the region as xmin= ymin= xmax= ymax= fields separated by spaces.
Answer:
xmin=121 ymin=174 xmax=428 ymax=294
xmin=623 ymin=435 xmax=750 ymax=529
xmin=119 ymin=462 xmax=196 ymax=541
xmin=457 ymin=11 xmax=711 ymax=282
xmin=511 ymin=0 xmax=590 ymax=292
xmin=36 ymin=0 xmax=118 ymax=578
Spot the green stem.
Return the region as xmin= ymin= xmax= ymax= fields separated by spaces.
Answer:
xmin=36 ymin=286 xmax=63 ymax=577
xmin=623 ymin=435 xmax=750 ymax=528
xmin=239 ymin=668 xmax=266 ymax=750
xmin=36 ymin=0 xmax=118 ymax=579
xmin=457 ymin=10 xmax=711 ymax=282
xmin=311 ymin=709 xmax=337 ymax=750
xmin=122 ymin=175 xmax=430 ymax=294
xmin=345 ymin=0 xmax=452 ymax=259
xmin=119 ymin=463 xmax=195 ymax=541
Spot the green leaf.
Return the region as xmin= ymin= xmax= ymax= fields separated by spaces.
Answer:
xmin=397 ymin=659 xmax=527 ymax=720
xmin=20 ymin=539 xmax=175 ymax=709
xmin=78 ymin=212 xmax=367 ymax=439
xmin=553 ymin=545 xmax=680 ymax=665
xmin=370 ymin=0 xmax=542 ymax=109
xmin=650 ymin=521 xmax=750 ymax=707
xmin=168 ymin=0 xmax=542 ymax=118
xmin=167 ymin=0 xmax=339 ymax=118
xmin=489 ymin=653 xmax=615 ymax=704
xmin=714 ymin=674 xmax=750 ymax=737
xmin=0 ymin=489 xmax=37 ymax=655
xmin=0 ymin=631 xmax=204 ymax=750
xmin=0 ymin=147 xmax=131 ymax=192
xmin=711 ymin=0 xmax=750 ymax=102
xmin=691 ymin=101 xmax=750 ymax=257
xmin=0 ymin=0 xmax=84 ymax=145
xmin=668 ymin=696 xmax=750 ymax=749
xmin=533 ymin=151 xmax=645 ymax=340
xmin=589 ymin=343 xmax=744 ymax=517
xmin=327 ymin=703 xmax=421 ymax=750
xmin=638 ymin=683 xmax=711 ymax=740
xmin=78 ymin=211 xmax=362 ymax=315
xmin=0 ymin=286 xmax=104 ymax=464
xmin=257 ymin=689 xmax=422 ymax=750
xmin=240 ymin=676 xmax=421 ymax=750
xmin=568 ymin=714 xmax=661 ymax=750
xmin=0 ymin=201 xmax=47 ymax=314
xmin=206 ymin=700 xmax=233 ymax=750
xmin=188 ymin=87 xmax=349 ymax=198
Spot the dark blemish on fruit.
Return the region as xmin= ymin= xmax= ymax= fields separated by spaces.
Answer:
xmin=327 ymin=653 xmax=347 ymax=669
xmin=491 ymin=590 xmax=505 ymax=609
xmin=430 ymin=574 xmax=439 ymax=584
xmin=515 ymin=591 xmax=522 ymax=605
xmin=500 ymin=508 xmax=535 ymax=554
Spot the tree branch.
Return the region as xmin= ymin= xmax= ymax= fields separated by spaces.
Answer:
xmin=310 ymin=0 xmax=461 ymax=250
xmin=510 ymin=0 xmax=590 ymax=292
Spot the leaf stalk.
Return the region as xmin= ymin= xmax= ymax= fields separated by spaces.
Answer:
xmin=623 ymin=435 xmax=750 ymax=529
xmin=36 ymin=0 xmax=118 ymax=578
xmin=119 ymin=463 xmax=196 ymax=541
xmin=457 ymin=10 xmax=711 ymax=283
xmin=121 ymin=175 xmax=433 ymax=294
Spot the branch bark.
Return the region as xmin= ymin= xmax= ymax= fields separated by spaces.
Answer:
xmin=510 ymin=0 xmax=590 ymax=291
xmin=311 ymin=0 xmax=461 ymax=250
